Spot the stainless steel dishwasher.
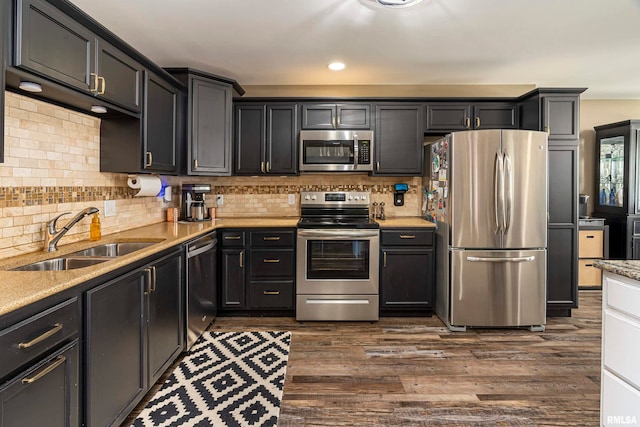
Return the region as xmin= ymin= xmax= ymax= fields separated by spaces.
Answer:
xmin=186 ymin=231 xmax=217 ymax=350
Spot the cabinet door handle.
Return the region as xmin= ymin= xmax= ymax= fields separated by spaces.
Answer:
xmin=22 ymin=356 xmax=66 ymax=384
xmin=263 ymin=259 xmax=280 ymax=263
xmin=194 ymin=159 xmax=198 ymax=170
xmin=151 ymin=266 xmax=157 ymax=292
xmin=376 ymin=162 xmax=380 ymax=172
xmin=465 ymin=117 xmax=470 ymax=128
xmin=261 ymin=161 xmax=265 ymax=173
xmin=266 ymin=161 xmax=270 ymax=172
xmin=239 ymin=251 xmax=244 ymax=268
xmin=332 ymin=116 xmax=336 ymax=129
xmin=144 ymin=268 xmax=152 ymax=295
xmin=264 ymin=291 xmax=280 ymax=295
xmin=225 ymin=235 xmax=241 ymax=240
xmin=475 ymin=117 xmax=480 ymax=128
xmin=98 ymin=76 xmax=106 ymax=95
xmin=18 ymin=323 xmax=63 ymax=349
xmin=544 ymin=126 xmax=550 ymax=135
xmin=145 ymin=151 xmax=153 ymax=167
xmin=90 ymin=73 xmax=99 ymax=92
xmin=263 ymin=236 xmax=280 ymax=241
xmin=337 ymin=116 xmax=341 ymax=127
xmin=383 ymin=251 xmax=387 ymax=268
xmin=400 ymin=235 xmax=416 ymax=239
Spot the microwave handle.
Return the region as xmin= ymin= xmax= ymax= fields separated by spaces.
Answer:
xmin=353 ymin=134 xmax=359 ymax=169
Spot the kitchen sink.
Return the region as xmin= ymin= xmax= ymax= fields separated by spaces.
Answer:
xmin=66 ymin=242 xmax=158 ymax=257
xmin=11 ymin=257 xmax=113 ymax=271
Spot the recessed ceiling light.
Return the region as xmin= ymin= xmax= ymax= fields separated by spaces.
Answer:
xmin=19 ymin=81 xmax=43 ymax=93
xmin=376 ymin=0 xmax=423 ymax=8
xmin=328 ymin=62 xmax=346 ymax=71
xmin=90 ymin=105 xmax=107 ymax=114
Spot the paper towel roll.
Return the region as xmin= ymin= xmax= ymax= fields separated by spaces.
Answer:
xmin=127 ymin=175 xmax=162 ymax=197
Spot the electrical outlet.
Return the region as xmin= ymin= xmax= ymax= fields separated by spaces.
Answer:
xmin=288 ymin=194 xmax=295 ymax=205
xmin=216 ymin=194 xmax=224 ymax=206
xmin=103 ymin=200 xmax=116 ymax=217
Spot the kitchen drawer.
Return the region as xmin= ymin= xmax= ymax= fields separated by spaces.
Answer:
xmin=578 ymin=230 xmax=604 ymax=258
xmin=601 ymin=370 xmax=640 ymax=426
xmin=248 ymin=281 xmax=294 ymax=309
xmin=220 ymin=231 xmax=245 ymax=247
xmin=578 ymin=259 xmax=602 ymax=287
xmin=381 ymin=229 xmax=433 ymax=246
xmin=250 ymin=230 xmax=295 ymax=248
xmin=603 ymin=309 xmax=640 ymax=389
xmin=0 ymin=298 xmax=79 ymax=380
xmin=605 ymin=273 xmax=640 ymax=319
xmin=249 ymin=249 xmax=294 ymax=278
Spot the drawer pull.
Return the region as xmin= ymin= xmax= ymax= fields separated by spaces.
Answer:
xmin=400 ymin=235 xmax=416 ymax=239
xmin=22 ymin=356 xmax=66 ymax=384
xmin=263 ymin=291 xmax=281 ymax=295
xmin=585 ymin=264 xmax=594 ymax=267
xmin=239 ymin=251 xmax=244 ymax=268
xmin=586 ymin=235 xmax=595 ymax=239
xmin=225 ymin=236 xmax=242 ymax=240
xmin=18 ymin=323 xmax=63 ymax=349
xmin=263 ymin=236 xmax=281 ymax=241
xmin=263 ymin=259 xmax=281 ymax=263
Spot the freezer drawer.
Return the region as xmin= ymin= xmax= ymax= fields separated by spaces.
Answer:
xmin=450 ymin=249 xmax=546 ymax=327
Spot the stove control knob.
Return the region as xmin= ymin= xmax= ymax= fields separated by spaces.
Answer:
xmin=348 ymin=195 xmax=354 ymax=200
xmin=353 ymin=196 xmax=360 ymax=200
xmin=361 ymin=195 xmax=367 ymax=201
xmin=304 ymin=195 xmax=310 ymax=200
xmin=311 ymin=195 xmax=317 ymax=200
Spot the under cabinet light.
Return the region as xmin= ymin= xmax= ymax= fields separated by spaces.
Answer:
xmin=91 ymin=105 xmax=107 ymax=114
xmin=328 ymin=62 xmax=346 ymax=71
xmin=376 ymin=0 xmax=423 ymax=7
xmin=19 ymin=81 xmax=43 ymax=93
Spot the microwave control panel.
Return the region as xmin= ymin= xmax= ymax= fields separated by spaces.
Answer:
xmin=359 ymin=140 xmax=371 ymax=164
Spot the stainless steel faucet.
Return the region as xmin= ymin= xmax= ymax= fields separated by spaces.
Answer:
xmin=44 ymin=207 xmax=99 ymax=252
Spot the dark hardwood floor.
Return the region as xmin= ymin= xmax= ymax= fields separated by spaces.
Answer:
xmin=124 ymin=290 xmax=602 ymax=426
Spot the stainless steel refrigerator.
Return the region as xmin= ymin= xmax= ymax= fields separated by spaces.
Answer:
xmin=424 ymin=130 xmax=548 ymax=331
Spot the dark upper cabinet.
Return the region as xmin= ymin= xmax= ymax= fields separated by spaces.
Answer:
xmin=1 ymin=0 xmax=5 ymax=164
xmin=14 ymin=0 xmax=142 ymax=113
xmin=100 ymin=71 xmax=180 ymax=174
xmin=473 ymin=103 xmax=518 ymax=129
xmin=168 ymin=69 xmax=234 ymax=176
xmin=95 ymin=38 xmax=142 ymax=112
xmin=374 ymin=104 xmax=424 ymax=175
xmin=301 ymin=103 xmax=371 ymax=129
xmin=235 ymin=103 xmax=298 ymax=175
xmin=425 ymin=104 xmax=471 ymax=131
xmin=519 ymin=88 xmax=585 ymax=142
xmin=426 ymin=103 xmax=517 ymax=132
xmin=142 ymin=71 xmax=179 ymax=173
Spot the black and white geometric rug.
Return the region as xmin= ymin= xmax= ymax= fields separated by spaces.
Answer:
xmin=132 ymin=331 xmax=291 ymax=427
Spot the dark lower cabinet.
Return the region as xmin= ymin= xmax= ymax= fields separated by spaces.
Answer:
xmin=380 ymin=229 xmax=435 ymax=314
xmin=85 ymin=249 xmax=183 ymax=427
xmin=0 ymin=341 xmax=79 ymax=427
xmin=374 ymin=104 xmax=424 ymax=175
xmin=220 ymin=229 xmax=295 ymax=312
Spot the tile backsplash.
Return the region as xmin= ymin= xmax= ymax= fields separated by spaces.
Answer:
xmin=2 ymin=91 xmax=423 ymax=259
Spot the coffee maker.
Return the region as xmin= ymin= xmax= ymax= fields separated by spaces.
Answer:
xmin=181 ymin=184 xmax=211 ymax=221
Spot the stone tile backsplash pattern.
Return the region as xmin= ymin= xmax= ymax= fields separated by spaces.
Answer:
xmin=2 ymin=91 xmax=422 ymax=259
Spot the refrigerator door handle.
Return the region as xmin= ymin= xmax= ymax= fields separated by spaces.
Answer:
xmin=466 ymin=255 xmax=535 ymax=263
xmin=494 ymin=151 xmax=504 ymax=233
xmin=504 ymin=152 xmax=513 ymax=233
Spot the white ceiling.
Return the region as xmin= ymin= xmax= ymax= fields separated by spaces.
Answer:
xmin=69 ymin=0 xmax=640 ymax=99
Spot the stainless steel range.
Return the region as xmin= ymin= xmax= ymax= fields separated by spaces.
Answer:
xmin=296 ymin=191 xmax=380 ymax=321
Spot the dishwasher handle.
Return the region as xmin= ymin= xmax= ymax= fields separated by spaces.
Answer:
xmin=187 ymin=237 xmax=217 ymax=258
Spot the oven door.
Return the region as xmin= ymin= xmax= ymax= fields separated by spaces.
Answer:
xmin=297 ymin=229 xmax=379 ymax=295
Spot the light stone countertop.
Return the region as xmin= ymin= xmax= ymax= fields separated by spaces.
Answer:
xmin=376 ymin=217 xmax=437 ymax=228
xmin=594 ymin=260 xmax=640 ymax=282
xmin=0 ymin=217 xmax=299 ymax=317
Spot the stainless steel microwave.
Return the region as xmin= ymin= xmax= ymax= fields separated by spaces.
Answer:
xmin=299 ymin=130 xmax=374 ymax=172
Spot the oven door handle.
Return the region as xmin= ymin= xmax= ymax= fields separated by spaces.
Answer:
xmin=297 ymin=229 xmax=379 ymax=238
